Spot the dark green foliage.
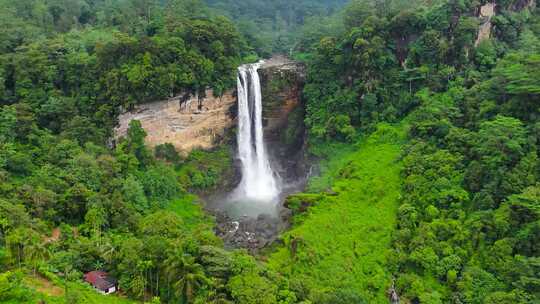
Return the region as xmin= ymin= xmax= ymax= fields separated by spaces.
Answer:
xmin=1 ymin=0 xmax=540 ymax=303
xmin=154 ymin=143 xmax=181 ymax=163
xmin=284 ymin=193 xmax=325 ymax=217
xmin=177 ymin=147 xmax=233 ymax=192
xmin=295 ymin=0 xmax=540 ymax=302
xmin=0 ymin=1 xmax=295 ymax=303
xmin=0 ymin=2 xmax=247 ymax=141
xmin=205 ymin=0 xmax=349 ymax=55
xmin=139 ymin=164 xmax=181 ymax=206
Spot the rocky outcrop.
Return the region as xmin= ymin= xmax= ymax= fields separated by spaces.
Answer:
xmin=259 ymin=56 xmax=307 ymax=185
xmin=206 ymin=57 xmax=308 ymax=252
xmin=475 ymin=2 xmax=496 ymax=47
xmin=114 ymin=56 xmax=307 ymax=163
xmin=214 ymin=211 xmax=289 ymax=251
xmin=475 ymin=0 xmax=536 ymax=46
xmin=115 ymin=90 xmax=236 ymax=154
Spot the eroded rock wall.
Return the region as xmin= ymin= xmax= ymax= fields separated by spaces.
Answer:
xmin=259 ymin=56 xmax=307 ymax=183
xmin=114 ymin=55 xmax=308 ymax=180
xmin=115 ymin=90 xmax=236 ymax=154
xmin=475 ymin=2 xmax=497 ymax=46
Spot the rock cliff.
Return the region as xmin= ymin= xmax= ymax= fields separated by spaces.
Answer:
xmin=115 ymin=90 xmax=236 ymax=154
xmin=115 ymin=56 xmax=307 ymax=173
xmin=259 ymin=56 xmax=307 ymax=184
xmin=475 ymin=2 xmax=496 ymax=47
xmin=115 ymin=58 xmax=307 ymax=251
xmin=475 ymin=0 xmax=536 ymax=46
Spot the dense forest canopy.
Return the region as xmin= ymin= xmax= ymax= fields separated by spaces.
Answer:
xmin=291 ymin=0 xmax=540 ymax=302
xmin=0 ymin=0 xmax=539 ymax=303
xmin=204 ymin=0 xmax=349 ymax=54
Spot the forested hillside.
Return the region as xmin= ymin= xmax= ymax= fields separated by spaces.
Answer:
xmin=204 ymin=0 xmax=349 ymax=55
xmin=0 ymin=0 xmax=292 ymax=303
xmin=0 ymin=0 xmax=539 ymax=303
xmin=285 ymin=0 xmax=540 ymax=302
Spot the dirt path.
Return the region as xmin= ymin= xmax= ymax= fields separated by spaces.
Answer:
xmin=25 ymin=275 xmax=64 ymax=297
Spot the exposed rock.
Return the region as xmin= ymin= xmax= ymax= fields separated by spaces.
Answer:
xmin=214 ymin=210 xmax=290 ymax=252
xmin=387 ymin=279 xmax=400 ymax=304
xmin=260 ymin=56 xmax=305 ymax=134
xmin=115 ymin=56 xmax=309 ymax=251
xmin=475 ymin=0 xmax=536 ymax=47
xmin=475 ymin=2 xmax=496 ymax=47
xmin=43 ymin=227 xmax=61 ymax=243
xmin=259 ymin=56 xmax=308 ymax=186
xmin=114 ymin=56 xmax=307 ymax=162
xmin=115 ymin=90 xmax=236 ymax=154
xmin=208 ymin=57 xmax=309 ymax=251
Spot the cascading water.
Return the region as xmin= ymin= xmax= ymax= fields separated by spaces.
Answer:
xmin=234 ymin=62 xmax=280 ymax=204
xmin=210 ymin=58 xmax=305 ymax=249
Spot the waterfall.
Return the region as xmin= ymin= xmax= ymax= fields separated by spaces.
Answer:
xmin=235 ymin=62 xmax=279 ymax=202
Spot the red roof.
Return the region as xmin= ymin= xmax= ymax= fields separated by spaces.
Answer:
xmin=84 ymin=271 xmax=116 ymax=291
xmin=84 ymin=271 xmax=107 ymax=285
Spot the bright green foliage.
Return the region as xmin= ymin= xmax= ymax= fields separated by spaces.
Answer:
xmin=494 ymin=53 xmax=540 ymax=94
xmin=296 ymin=1 xmax=540 ymax=301
xmin=228 ymin=271 xmax=278 ymax=304
xmin=268 ymin=124 xmax=405 ymax=302
xmin=166 ymin=195 xmax=212 ymax=229
xmin=1 ymin=0 xmax=540 ymax=303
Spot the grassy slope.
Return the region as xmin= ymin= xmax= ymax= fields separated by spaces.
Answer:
xmin=267 ymin=123 xmax=406 ymax=303
xmin=16 ymin=274 xmax=139 ymax=304
xmin=166 ymin=194 xmax=213 ymax=228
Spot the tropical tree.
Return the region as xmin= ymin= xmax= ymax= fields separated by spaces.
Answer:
xmin=165 ymin=251 xmax=210 ymax=303
xmin=25 ymin=240 xmax=50 ymax=274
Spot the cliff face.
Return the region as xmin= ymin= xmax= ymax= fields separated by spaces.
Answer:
xmin=115 ymin=56 xmax=307 ymax=182
xmin=259 ymin=56 xmax=307 ymax=183
xmin=115 ymin=90 xmax=236 ymax=154
xmin=475 ymin=2 xmax=496 ymax=47
xmin=475 ymin=0 xmax=536 ymax=46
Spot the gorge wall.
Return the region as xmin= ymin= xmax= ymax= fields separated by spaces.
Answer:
xmin=115 ymin=57 xmax=307 ymax=174
xmin=115 ymin=90 xmax=236 ymax=154
xmin=259 ymin=57 xmax=307 ymax=184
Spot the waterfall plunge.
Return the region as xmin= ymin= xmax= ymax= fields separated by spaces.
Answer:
xmin=234 ymin=62 xmax=279 ymax=205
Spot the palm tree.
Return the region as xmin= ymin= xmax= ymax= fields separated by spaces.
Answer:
xmin=165 ymin=252 xmax=210 ymax=303
xmin=26 ymin=240 xmax=50 ymax=274
xmin=206 ymin=278 xmax=232 ymax=304
xmin=98 ymin=238 xmax=116 ymax=267
xmin=136 ymin=260 xmax=153 ymax=301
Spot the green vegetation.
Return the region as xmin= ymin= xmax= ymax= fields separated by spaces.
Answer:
xmin=1 ymin=0 xmax=540 ymax=303
xmin=204 ymin=0 xmax=349 ymax=55
xmin=268 ymin=124 xmax=405 ymax=303
xmin=1 ymin=270 xmax=138 ymax=304
xmin=0 ymin=1 xmax=294 ymax=303
xmin=176 ymin=147 xmax=234 ymax=192
xmin=291 ymin=0 xmax=540 ymax=302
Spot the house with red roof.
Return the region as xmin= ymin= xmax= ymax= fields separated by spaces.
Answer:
xmin=84 ymin=271 xmax=118 ymax=294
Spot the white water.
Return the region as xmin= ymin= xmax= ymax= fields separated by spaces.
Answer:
xmin=233 ymin=62 xmax=279 ymax=205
